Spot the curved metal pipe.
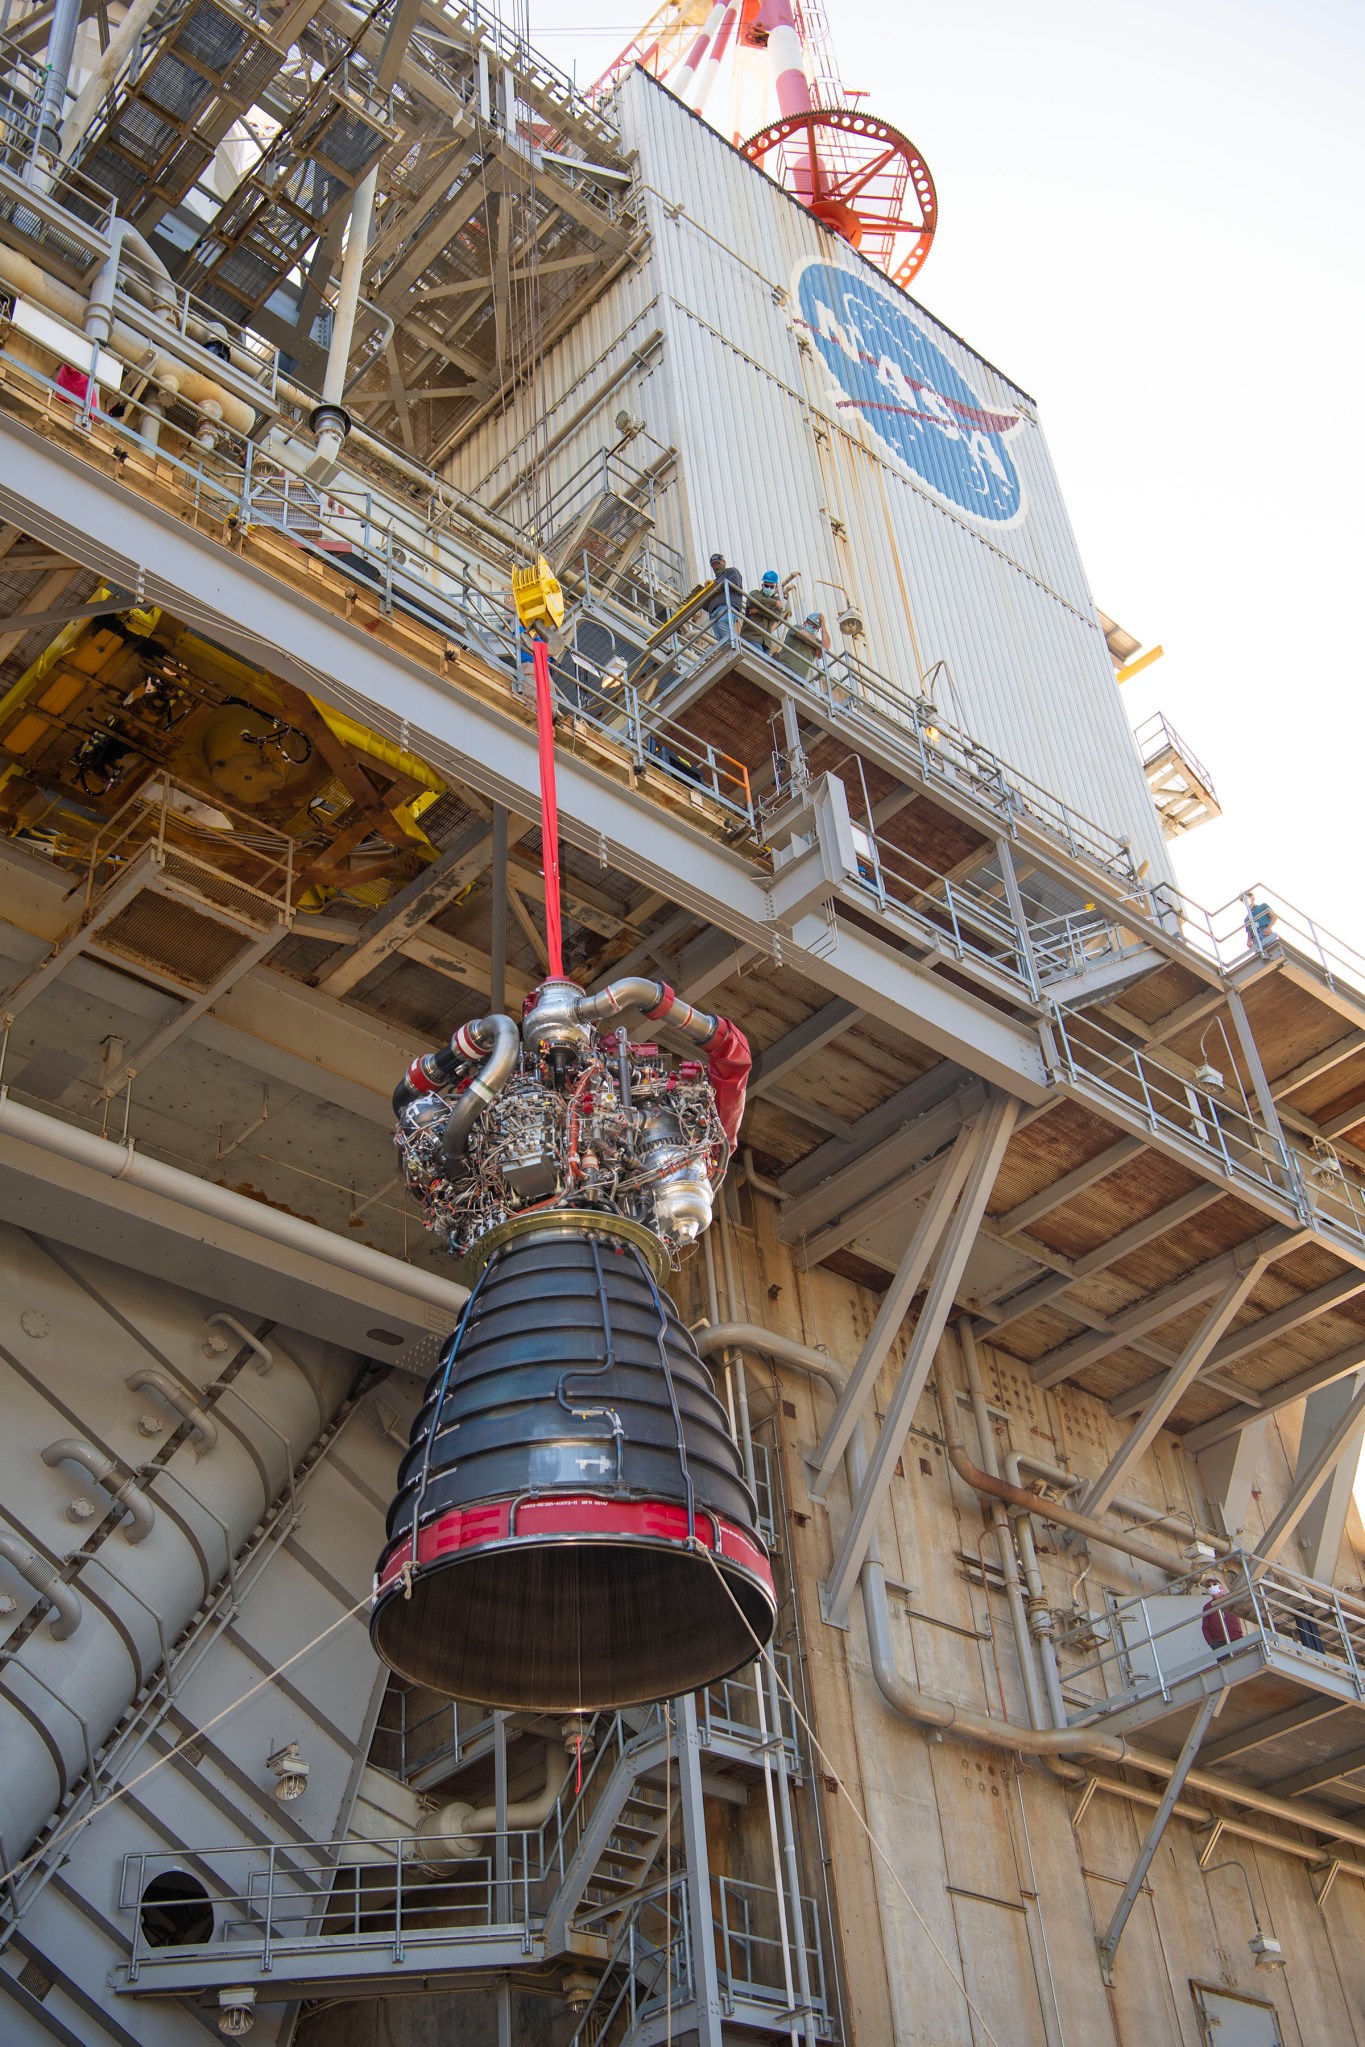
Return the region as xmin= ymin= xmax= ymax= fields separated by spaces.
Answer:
xmin=205 ymin=1312 xmax=273 ymax=1375
xmin=40 ymin=1438 xmax=155 ymax=1543
xmin=576 ymin=977 xmax=719 ymax=1046
xmin=0 ymin=1537 xmax=82 ymax=1639
xmin=419 ymin=1743 xmax=571 ymax=1865
xmin=433 ymin=1014 xmax=520 ymax=1175
xmin=125 ymin=1369 xmax=219 ymax=1454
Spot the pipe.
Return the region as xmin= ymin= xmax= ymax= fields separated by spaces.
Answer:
xmin=40 ymin=1438 xmax=155 ymax=1543
xmin=433 ymin=1015 xmax=520 ymax=1177
xmin=575 ymin=977 xmax=720 ymax=1047
xmin=958 ymin=1324 xmax=1048 ymax=1732
xmin=125 ymin=1369 xmax=219 ymax=1453
xmin=419 ymin=1743 xmax=570 ymax=1865
xmin=59 ymin=0 xmax=162 ymax=161
xmin=698 ymin=1320 xmax=1365 ymax=1861
xmin=205 ymin=1312 xmax=273 ymax=1375
xmin=937 ymin=1373 xmax=1179 ymax=1576
xmin=306 ymin=164 xmax=379 ymax=483
xmin=33 ymin=0 xmax=80 ymax=163
xmin=0 ymin=1536 xmax=82 ymax=1638
xmin=1004 ymin=1446 xmax=1230 ymax=1556
xmin=740 ymin=1146 xmax=785 ymax=1201
xmin=0 ymin=241 xmax=256 ymax=435
xmin=0 ymin=1091 xmax=470 ymax=1321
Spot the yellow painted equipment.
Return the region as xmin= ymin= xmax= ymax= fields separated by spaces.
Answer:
xmin=511 ymin=557 xmax=565 ymax=631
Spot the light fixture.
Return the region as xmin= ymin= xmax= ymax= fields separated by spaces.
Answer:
xmin=217 ymin=1987 xmax=256 ymax=2036
xmin=1205 ymin=1860 xmax=1288 ymax=1973
xmin=268 ymin=1741 xmax=309 ymax=1802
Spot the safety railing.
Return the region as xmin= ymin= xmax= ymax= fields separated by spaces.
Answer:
xmin=80 ymin=777 xmax=296 ymax=919
xmin=1055 ymin=1550 xmax=1365 ymax=1726
xmin=1135 ymin=710 xmax=1216 ymax=796
xmin=120 ymin=1829 xmax=547 ymax=1982
xmin=1048 ymin=1002 xmax=1365 ymax=1256
xmin=698 ymin=1651 xmax=800 ymax=1762
xmin=1048 ymin=1003 xmax=1296 ymax=1199
xmin=642 ymin=592 xmax=1151 ymax=889
xmin=715 ymin=1872 xmax=830 ymax=2026
xmin=570 ymin=1877 xmax=691 ymax=2045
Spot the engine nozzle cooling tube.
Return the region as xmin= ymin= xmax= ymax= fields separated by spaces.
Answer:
xmin=433 ymin=1014 xmax=520 ymax=1177
xmin=574 ymin=977 xmax=720 ymax=1047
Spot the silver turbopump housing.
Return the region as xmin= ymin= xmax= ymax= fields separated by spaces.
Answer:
xmin=521 ymin=978 xmax=593 ymax=1058
xmin=637 ymin=1106 xmax=714 ymax=1243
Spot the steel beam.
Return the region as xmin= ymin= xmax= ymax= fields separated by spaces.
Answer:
xmin=1109 ymin=1269 xmax=1365 ymax=1420
xmin=675 ymin=1693 xmax=724 ymax=2047
xmin=1183 ymin=1337 xmax=1365 ymax=1454
xmin=1096 ymin=1693 xmax=1221 ymax=1984
xmin=986 ymin=1184 xmax=1225 ymax=1343
xmin=778 ymin=1061 xmax=968 ymax=1198
xmin=994 ymin=1138 xmax=1142 ymax=1238
xmin=819 ymin=1091 xmax=1020 ymax=1625
xmin=1029 ymin=1225 xmax=1302 ymax=1388
xmin=1290 ymin=1374 xmax=1365 ymax=1580
xmin=778 ymin=1084 xmax=985 ymax=1244
xmin=751 ymin=997 xmax=861 ymax=1093
xmin=1254 ymin=1377 xmax=1365 ymax=1566
xmin=1261 ymin=1741 xmax=1365 ymax=1801
xmin=1078 ymin=1255 xmax=1272 ymax=1516
xmin=806 ymin=1107 xmax=993 ymax=1503
xmin=1198 ymin=1699 xmax=1345 ymax=1767
xmin=1196 ymin=1422 xmax=1269 ymax=1542
xmin=0 ymin=417 xmax=1051 ymax=1098
xmin=315 ymin=819 xmax=495 ymax=994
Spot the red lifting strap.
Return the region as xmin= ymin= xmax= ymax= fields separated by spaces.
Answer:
xmin=530 ymin=639 xmax=564 ymax=979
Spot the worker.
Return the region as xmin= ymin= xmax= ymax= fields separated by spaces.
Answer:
xmin=781 ymin=610 xmax=826 ymax=681
xmin=703 ymin=552 xmax=744 ymax=647
xmin=1243 ymin=895 xmax=1278 ymax=952
xmin=1200 ymin=1577 xmax=1245 ymax=1651
xmin=743 ymin=569 xmax=788 ymax=656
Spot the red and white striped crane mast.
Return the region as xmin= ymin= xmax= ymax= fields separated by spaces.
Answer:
xmin=595 ymin=0 xmax=937 ymax=287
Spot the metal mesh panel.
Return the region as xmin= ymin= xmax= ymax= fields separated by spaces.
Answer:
xmin=95 ymin=892 xmax=255 ymax=988
xmin=158 ymin=848 xmax=287 ymax=922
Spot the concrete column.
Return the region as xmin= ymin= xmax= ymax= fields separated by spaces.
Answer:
xmin=1292 ymin=1372 xmax=1365 ymax=1580
xmin=1196 ymin=1419 xmax=1268 ymax=1542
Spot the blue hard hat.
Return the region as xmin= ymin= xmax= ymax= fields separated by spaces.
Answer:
xmin=762 ymin=570 xmax=780 ymax=585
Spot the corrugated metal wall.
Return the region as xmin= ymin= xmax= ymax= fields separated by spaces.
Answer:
xmin=447 ymin=70 xmax=1170 ymax=880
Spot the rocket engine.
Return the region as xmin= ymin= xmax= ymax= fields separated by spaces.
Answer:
xmin=369 ymin=974 xmax=776 ymax=1710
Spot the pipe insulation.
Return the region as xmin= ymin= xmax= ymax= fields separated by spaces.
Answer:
xmin=0 ymin=241 xmax=256 ymax=433
xmin=0 ymin=1313 xmax=355 ymax=1862
xmin=0 ymin=1092 xmax=471 ymax=1320
xmin=694 ymin=1321 xmax=1365 ymax=1862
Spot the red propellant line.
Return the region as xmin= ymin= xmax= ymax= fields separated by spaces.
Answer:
xmin=531 ymin=637 xmax=564 ymax=978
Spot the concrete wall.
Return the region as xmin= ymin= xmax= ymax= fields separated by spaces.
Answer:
xmin=693 ymin=1181 xmax=1365 ymax=2046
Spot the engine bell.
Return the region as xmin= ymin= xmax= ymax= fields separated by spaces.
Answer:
xmin=370 ymin=1215 xmax=775 ymax=1709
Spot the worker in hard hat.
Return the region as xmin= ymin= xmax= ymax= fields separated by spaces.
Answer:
xmin=780 ymin=609 xmax=826 ymax=681
xmin=703 ymin=552 xmax=745 ymax=647
xmin=743 ymin=569 xmax=788 ymax=656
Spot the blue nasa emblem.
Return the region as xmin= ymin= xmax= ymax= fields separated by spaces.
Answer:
xmin=796 ymin=262 xmax=1024 ymax=524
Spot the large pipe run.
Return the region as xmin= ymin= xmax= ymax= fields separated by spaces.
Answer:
xmin=0 ymin=1092 xmax=470 ymax=1321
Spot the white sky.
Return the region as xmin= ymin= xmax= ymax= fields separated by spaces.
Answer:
xmin=531 ymin=0 xmax=1365 ymax=943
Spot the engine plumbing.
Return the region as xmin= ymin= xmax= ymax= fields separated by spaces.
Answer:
xmin=392 ymin=975 xmax=748 ymax=1269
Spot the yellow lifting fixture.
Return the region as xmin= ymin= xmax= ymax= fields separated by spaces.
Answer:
xmin=511 ymin=556 xmax=565 ymax=632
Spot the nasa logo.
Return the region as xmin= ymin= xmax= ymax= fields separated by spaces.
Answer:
xmin=795 ymin=261 xmax=1025 ymax=525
